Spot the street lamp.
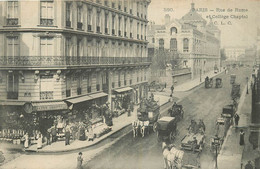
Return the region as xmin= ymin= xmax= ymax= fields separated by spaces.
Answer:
xmin=213 ymin=135 xmax=221 ymax=169
xmin=246 ymin=77 xmax=249 ymax=94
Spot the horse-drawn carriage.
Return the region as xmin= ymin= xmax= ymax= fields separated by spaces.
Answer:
xmin=168 ymin=103 xmax=184 ymax=121
xmin=215 ymin=78 xmax=222 ymax=88
xmin=231 ymin=83 xmax=240 ymax=100
xmin=230 ymin=74 xmax=236 ymax=84
xmin=205 ymin=77 xmax=213 ymax=88
xmin=181 ymin=120 xmax=205 ymax=152
xmin=132 ymin=96 xmax=160 ymax=137
xmin=148 ymin=81 xmax=166 ymax=92
xmin=156 ymin=117 xmax=178 ymax=142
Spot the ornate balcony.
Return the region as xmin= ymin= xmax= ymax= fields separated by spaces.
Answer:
xmin=6 ymin=18 xmax=18 ymax=26
xmin=40 ymin=19 xmax=54 ymax=26
xmin=0 ymin=56 xmax=151 ymax=68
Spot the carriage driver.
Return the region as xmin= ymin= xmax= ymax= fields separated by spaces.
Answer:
xmin=198 ymin=119 xmax=206 ymax=133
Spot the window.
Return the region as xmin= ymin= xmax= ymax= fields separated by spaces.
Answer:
xmin=77 ymin=75 xmax=82 ymax=95
xmin=136 ymin=2 xmax=139 ymax=16
xmin=77 ymin=6 xmax=83 ymax=29
xmin=170 ymin=38 xmax=177 ymax=51
xmin=7 ymin=1 xmax=18 ymax=25
xmin=171 ymin=27 xmax=177 ymax=35
xmin=152 ymin=38 xmax=155 ymax=43
xmin=112 ymin=15 xmax=115 ymax=34
xmin=105 ymin=13 xmax=108 ymax=33
xmin=87 ymin=9 xmax=92 ymax=31
xmin=40 ymin=75 xmax=54 ymax=100
xmin=96 ymin=10 xmax=101 ymax=33
xmin=40 ymin=37 xmax=54 ymax=56
xmin=118 ymin=71 xmax=121 ymax=87
xmin=66 ymin=2 xmax=71 ymax=27
xmin=130 ymin=20 xmax=133 ymax=37
xmin=159 ymin=38 xmax=164 ymax=50
xmin=66 ymin=76 xmax=71 ymax=97
xmin=137 ymin=23 xmax=139 ymax=39
xmin=118 ymin=17 xmax=121 ymax=36
xmin=65 ymin=37 xmax=72 ymax=64
xmin=40 ymin=1 xmax=54 ymax=26
xmin=183 ymin=38 xmax=189 ymax=52
xmin=7 ymin=36 xmax=19 ymax=57
xmin=7 ymin=72 xmax=19 ymax=99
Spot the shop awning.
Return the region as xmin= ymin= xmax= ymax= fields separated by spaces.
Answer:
xmin=89 ymin=92 xmax=108 ymax=99
xmin=66 ymin=95 xmax=93 ymax=104
xmin=0 ymin=101 xmax=25 ymax=106
xmin=31 ymin=101 xmax=68 ymax=112
xmin=114 ymin=87 xmax=133 ymax=93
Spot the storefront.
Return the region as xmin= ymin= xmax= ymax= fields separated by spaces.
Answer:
xmin=112 ymin=87 xmax=133 ymax=112
xmin=0 ymin=101 xmax=26 ymax=142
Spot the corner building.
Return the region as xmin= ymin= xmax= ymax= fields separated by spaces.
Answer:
xmin=148 ymin=3 xmax=221 ymax=79
xmin=0 ymin=0 xmax=151 ymax=132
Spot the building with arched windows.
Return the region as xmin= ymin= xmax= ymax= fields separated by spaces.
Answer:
xmin=148 ymin=3 xmax=221 ymax=80
xmin=0 ymin=0 xmax=151 ymax=132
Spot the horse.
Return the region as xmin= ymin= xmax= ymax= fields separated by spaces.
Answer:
xmin=140 ymin=121 xmax=150 ymax=137
xmin=132 ymin=120 xmax=139 ymax=138
xmin=162 ymin=142 xmax=184 ymax=169
xmin=162 ymin=142 xmax=171 ymax=169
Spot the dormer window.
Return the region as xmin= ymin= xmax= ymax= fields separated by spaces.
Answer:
xmin=170 ymin=27 xmax=177 ymax=35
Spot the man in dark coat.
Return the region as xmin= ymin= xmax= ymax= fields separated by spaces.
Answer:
xmin=51 ymin=127 xmax=57 ymax=143
xmin=234 ymin=113 xmax=240 ymax=127
xmin=245 ymin=161 xmax=253 ymax=169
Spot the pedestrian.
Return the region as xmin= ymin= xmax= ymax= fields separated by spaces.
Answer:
xmin=245 ymin=161 xmax=253 ymax=169
xmin=65 ymin=124 xmax=71 ymax=146
xmin=46 ymin=128 xmax=51 ymax=145
xmin=23 ymin=132 xmax=29 ymax=149
xmin=77 ymin=152 xmax=83 ymax=169
xmin=171 ymin=85 xmax=174 ymax=96
xmin=37 ymin=132 xmax=42 ymax=149
xmin=51 ymin=126 xmax=57 ymax=143
xmin=240 ymin=129 xmax=245 ymax=146
xmin=234 ymin=113 xmax=240 ymax=127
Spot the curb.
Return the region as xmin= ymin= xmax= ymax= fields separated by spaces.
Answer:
xmin=175 ymin=71 xmax=224 ymax=92
xmin=219 ymin=77 xmax=249 ymax=155
xmin=25 ymin=99 xmax=172 ymax=154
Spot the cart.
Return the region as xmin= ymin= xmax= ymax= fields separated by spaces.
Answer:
xmin=215 ymin=78 xmax=222 ymax=88
xmin=205 ymin=77 xmax=213 ymax=88
xmin=156 ymin=116 xmax=178 ymax=142
xmin=168 ymin=103 xmax=184 ymax=121
xmin=181 ymin=132 xmax=205 ymax=152
xmin=230 ymin=74 xmax=236 ymax=84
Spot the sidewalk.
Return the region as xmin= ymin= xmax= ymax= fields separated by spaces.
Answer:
xmin=217 ymin=79 xmax=252 ymax=169
xmin=174 ymin=70 xmax=223 ymax=92
xmin=25 ymin=95 xmax=171 ymax=153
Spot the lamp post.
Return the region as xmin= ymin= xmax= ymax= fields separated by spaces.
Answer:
xmin=247 ymin=77 xmax=249 ymax=94
xmin=213 ymin=135 xmax=220 ymax=169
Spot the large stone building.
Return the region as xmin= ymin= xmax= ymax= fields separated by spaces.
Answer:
xmin=224 ymin=46 xmax=246 ymax=61
xmin=0 ymin=0 xmax=151 ymax=131
xmin=148 ymin=3 xmax=221 ymax=79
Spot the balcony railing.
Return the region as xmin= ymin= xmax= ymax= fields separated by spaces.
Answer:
xmin=40 ymin=19 xmax=54 ymax=26
xmin=6 ymin=18 xmax=18 ymax=26
xmin=0 ymin=56 xmax=152 ymax=67
xmin=40 ymin=91 xmax=54 ymax=100
xmin=77 ymin=22 xmax=83 ymax=30
xmin=7 ymin=91 xmax=18 ymax=100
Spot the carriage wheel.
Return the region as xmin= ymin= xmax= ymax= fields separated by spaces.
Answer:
xmin=153 ymin=123 xmax=158 ymax=132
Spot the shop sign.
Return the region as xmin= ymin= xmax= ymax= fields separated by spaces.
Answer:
xmin=34 ymin=104 xmax=68 ymax=112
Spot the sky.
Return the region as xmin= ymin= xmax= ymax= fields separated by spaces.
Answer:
xmin=147 ymin=0 xmax=260 ymax=48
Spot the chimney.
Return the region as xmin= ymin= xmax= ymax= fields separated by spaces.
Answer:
xmin=191 ymin=2 xmax=195 ymax=11
xmin=165 ymin=14 xmax=170 ymax=25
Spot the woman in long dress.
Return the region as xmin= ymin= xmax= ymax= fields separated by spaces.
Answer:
xmin=23 ymin=133 xmax=29 ymax=149
xmin=37 ymin=133 xmax=42 ymax=149
xmin=239 ymin=129 xmax=245 ymax=146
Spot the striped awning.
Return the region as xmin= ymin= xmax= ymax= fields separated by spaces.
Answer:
xmin=66 ymin=92 xmax=108 ymax=104
xmin=31 ymin=101 xmax=68 ymax=112
xmin=0 ymin=101 xmax=25 ymax=106
xmin=114 ymin=87 xmax=133 ymax=93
